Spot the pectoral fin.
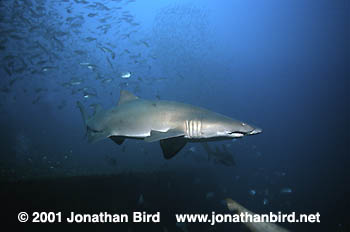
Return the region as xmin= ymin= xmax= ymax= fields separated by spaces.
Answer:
xmin=160 ymin=137 xmax=187 ymax=159
xmin=144 ymin=129 xmax=184 ymax=142
xmin=109 ymin=136 xmax=126 ymax=145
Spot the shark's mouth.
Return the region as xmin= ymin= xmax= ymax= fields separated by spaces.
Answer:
xmin=228 ymin=131 xmax=247 ymax=137
xmin=229 ymin=128 xmax=262 ymax=137
xmin=87 ymin=126 xmax=102 ymax=133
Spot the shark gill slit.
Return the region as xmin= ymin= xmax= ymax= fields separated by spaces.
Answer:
xmin=193 ymin=120 xmax=196 ymax=137
xmin=190 ymin=120 xmax=193 ymax=137
xmin=185 ymin=120 xmax=189 ymax=137
xmin=185 ymin=119 xmax=202 ymax=138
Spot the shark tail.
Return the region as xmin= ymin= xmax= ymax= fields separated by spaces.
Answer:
xmin=76 ymin=101 xmax=87 ymax=127
xmin=76 ymin=101 xmax=109 ymax=143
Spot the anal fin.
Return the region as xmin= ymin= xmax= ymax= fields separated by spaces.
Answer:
xmin=160 ymin=137 xmax=187 ymax=159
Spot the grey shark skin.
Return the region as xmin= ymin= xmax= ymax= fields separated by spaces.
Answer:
xmin=77 ymin=90 xmax=262 ymax=159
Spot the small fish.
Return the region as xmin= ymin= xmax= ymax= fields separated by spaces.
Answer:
xmin=9 ymin=78 xmax=19 ymax=86
xmin=86 ymin=2 xmax=110 ymax=11
xmin=138 ymin=194 xmax=144 ymax=205
xmin=85 ymin=37 xmax=96 ymax=42
xmin=83 ymin=92 xmax=97 ymax=99
xmin=32 ymin=96 xmax=41 ymax=104
xmin=96 ymin=24 xmax=111 ymax=34
xmin=206 ymin=192 xmax=214 ymax=199
xmin=87 ymin=64 xmax=96 ymax=70
xmin=55 ymin=31 xmax=69 ymax=37
xmin=88 ymin=13 xmax=98 ymax=17
xmin=74 ymin=0 xmax=89 ymax=4
xmin=36 ymin=60 xmax=47 ymax=65
xmin=99 ymin=16 xmax=112 ymax=23
xmin=41 ymin=66 xmax=56 ymax=72
xmin=3 ymin=66 xmax=12 ymax=76
xmin=121 ymin=72 xmax=131 ymax=79
xmin=66 ymin=16 xmax=75 ymax=22
xmin=280 ymin=188 xmax=292 ymax=194
xmin=129 ymin=53 xmax=141 ymax=59
xmin=0 ymin=87 xmax=10 ymax=93
xmin=263 ymin=198 xmax=269 ymax=205
xmin=102 ymin=78 xmax=112 ymax=83
xmin=71 ymin=79 xmax=83 ymax=86
xmin=35 ymin=88 xmax=47 ymax=93
xmin=3 ymin=55 xmax=16 ymax=61
xmin=58 ymin=100 xmax=67 ymax=110
xmin=106 ymin=57 xmax=114 ymax=70
xmin=249 ymin=189 xmax=256 ymax=196
xmin=9 ymin=34 xmax=24 ymax=40
xmin=74 ymin=50 xmax=86 ymax=55
xmin=189 ymin=146 xmax=196 ymax=153
xmin=264 ymin=189 xmax=269 ymax=196
xmin=106 ymin=42 xmax=116 ymax=48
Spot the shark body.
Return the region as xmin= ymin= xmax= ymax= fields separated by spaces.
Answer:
xmin=77 ymin=90 xmax=262 ymax=159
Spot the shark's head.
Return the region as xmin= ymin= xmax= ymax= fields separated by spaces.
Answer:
xmin=202 ymin=116 xmax=262 ymax=139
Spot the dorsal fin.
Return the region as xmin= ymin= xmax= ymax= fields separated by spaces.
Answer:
xmin=117 ymin=90 xmax=138 ymax=106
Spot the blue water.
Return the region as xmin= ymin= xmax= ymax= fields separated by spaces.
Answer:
xmin=0 ymin=0 xmax=348 ymax=231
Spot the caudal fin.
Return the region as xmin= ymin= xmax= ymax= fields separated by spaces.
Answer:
xmin=76 ymin=101 xmax=87 ymax=127
xmin=77 ymin=101 xmax=108 ymax=143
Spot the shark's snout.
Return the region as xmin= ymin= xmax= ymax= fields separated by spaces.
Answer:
xmin=249 ymin=127 xmax=262 ymax=135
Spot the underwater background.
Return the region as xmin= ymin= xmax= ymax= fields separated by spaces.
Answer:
xmin=0 ymin=0 xmax=349 ymax=231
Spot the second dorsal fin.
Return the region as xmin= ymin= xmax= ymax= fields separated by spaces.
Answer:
xmin=117 ymin=90 xmax=139 ymax=106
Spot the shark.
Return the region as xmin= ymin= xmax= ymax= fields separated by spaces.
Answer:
xmin=225 ymin=199 xmax=290 ymax=232
xmin=201 ymin=142 xmax=236 ymax=167
xmin=77 ymin=90 xmax=262 ymax=159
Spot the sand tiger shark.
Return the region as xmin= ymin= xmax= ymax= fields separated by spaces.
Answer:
xmin=77 ymin=90 xmax=262 ymax=159
xmin=225 ymin=199 xmax=290 ymax=232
